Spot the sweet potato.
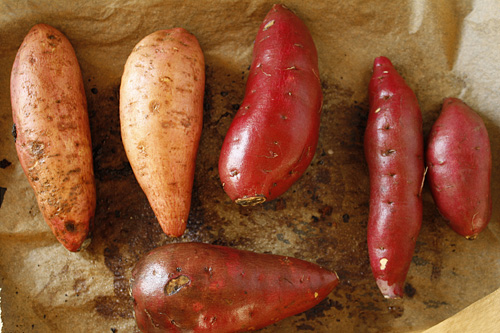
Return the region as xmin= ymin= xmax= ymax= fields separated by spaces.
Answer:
xmin=218 ymin=4 xmax=323 ymax=206
xmin=131 ymin=242 xmax=339 ymax=332
xmin=364 ymin=56 xmax=424 ymax=298
xmin=10 ymin=24 xmax=95 ymax=252
xmin=120 ymin=28 xmax=204 ymax=237
xmin=426 ymin=98 xmax=492 ymax=239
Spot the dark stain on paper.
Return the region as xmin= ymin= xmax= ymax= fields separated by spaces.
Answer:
xmin=0 ymin=187 xmax=6 ymax=208
xmin=0 ymin=158 xmax=12 ymax=168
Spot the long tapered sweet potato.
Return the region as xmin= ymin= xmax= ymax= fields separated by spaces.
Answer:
xmin=218 ymin=4 xmax=323 ymax=206
xmin=131 ymin=242 xmax=339 ymax=332
xmin=10 ymin=24 xmax=96 ymax=252
xmin=427 ymin=98 xmax=492 ymax=239
xmin=364 ymin=56 xmax=424 ymax=298
xmin=120 ymin=28 xmax=205 ymax=237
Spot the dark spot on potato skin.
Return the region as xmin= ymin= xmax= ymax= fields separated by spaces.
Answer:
xmin=64 ymin=168 xmax=81 ymax=178
xmin=65 ymin=221 xmax=76 ymax=232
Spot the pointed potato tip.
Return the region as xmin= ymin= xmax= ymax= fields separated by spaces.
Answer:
xmin=333 ymin=270 xmax=340 ymax=282
xmin=29 ymin=23 xmax=57 ymax=33
xmin=376 ymin=279 xmax=404 ymax=299
xmin=443 ymin=97 xmax=461 ymax=105
xmin=373 ymin=56 xmax=393 ymax=69
xmin=330 ymin=270 xmax=340 ymax=290
xmin=273 ymin=3 xmax=289 ymax=11
xmin=322 ymin=268 xmax=340 ymax=288
xmin=159 ymin=220 xmax=187 ymax=238
xmin=60 ymin=232 xmax=91 ymax=252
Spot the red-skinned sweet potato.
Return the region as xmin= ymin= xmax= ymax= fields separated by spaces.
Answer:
xmin=426 ymin=98 xmax=492 ymax=239
xmin=120 ymin=28 xmax=205 ymax=237
xmin=218 ymin=4 xmax=323 ymax=206
xmin=364 ymin=56 xmax=424 ymax=298
xmin=10 ymin=24 xmax=96 ymax=252
xmin=131 ymin=242 xmax=339 ymax=332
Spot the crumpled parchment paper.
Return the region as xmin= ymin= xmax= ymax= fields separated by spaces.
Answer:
xmin=0 ymin=0 xmax=499 ymax=332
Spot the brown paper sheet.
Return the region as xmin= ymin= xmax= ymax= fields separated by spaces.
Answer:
xmin=423 ymin=287 xmax=500 ymax=332
xmin=0 ymin=0 xmax=499 ymax=332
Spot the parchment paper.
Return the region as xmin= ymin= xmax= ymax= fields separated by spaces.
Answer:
xmin=1 ymin=0 xmax=499 ymax=332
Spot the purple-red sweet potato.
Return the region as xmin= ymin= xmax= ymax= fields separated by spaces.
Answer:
xmin=10 ymin=24 xmax=95 ymax=252
xmin=364 ymin=56 xmax=424 ymax=298
xmin=131 ymin=242 xmax=339 ymax=332
xmin=426 ymin=98 xmax=492 ymax=239
xmin=218 ymin=4 xmax=323 ymax=206
xmin=120 ymin=28 xmax=205 ymax=237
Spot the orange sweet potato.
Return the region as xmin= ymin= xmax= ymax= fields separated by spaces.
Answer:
xmin=10 ymin=24 xmax=96 ymax=252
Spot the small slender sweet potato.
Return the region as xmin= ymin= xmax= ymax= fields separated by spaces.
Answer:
xmin=10 ymin=24 xmax=96 ymax=252
xmin=120 ymin=28 xmax=205 ymax=237
xmin=426 ymin=98 xmax=492 ymax=239
xmin=364 ymin=56 xmax=424 ymax=298
xmin=131 ymin=242 xmax=339 ymax=332
xmin=218 ymin=4 xmax=323 ymax=206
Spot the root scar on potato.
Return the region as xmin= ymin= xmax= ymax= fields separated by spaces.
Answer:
xmin=164 ymin=275 xmax=191 ymax=296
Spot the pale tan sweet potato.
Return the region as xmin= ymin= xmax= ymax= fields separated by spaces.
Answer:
xmin=120 ymin=28 xmax=205 ymax=237
xmin=10 ymin=23 xmax=96 ymax=252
